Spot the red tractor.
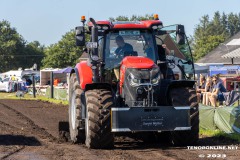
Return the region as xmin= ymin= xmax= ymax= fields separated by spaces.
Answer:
xmin=68 ymin=15 xmax=199 ymax=148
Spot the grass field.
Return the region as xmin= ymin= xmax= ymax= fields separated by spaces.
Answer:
xmin=200 ymin=128 xmax=240 ymax=142
xmin=0 ymin=92 xmax=68 ymax=105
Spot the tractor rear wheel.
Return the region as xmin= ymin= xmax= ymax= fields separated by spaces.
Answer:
xmin=69 ymin=73 xmax=85 ymax=143
xmin=170 ymin=87 xmax=199 ymax=146
xmin=85 ymin=89 xmax=114 ymax=149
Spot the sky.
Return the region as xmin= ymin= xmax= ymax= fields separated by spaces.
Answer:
xmin=1 ymin=0 xmax=240 ymax=46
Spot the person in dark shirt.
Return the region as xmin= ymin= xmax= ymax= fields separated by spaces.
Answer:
xmin=113 ymin=36 xmax=133 ymax=80
xmin=196 ymin=75 xmax=206 ymax=102
xmin=114 ymin=35 xmax=133 ymax=57
xmin=209 ymin=75 xmax=227 ymax=107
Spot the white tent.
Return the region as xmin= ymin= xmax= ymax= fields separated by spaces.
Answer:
xmin=40 ymin=68 xmax=68 ymax=86
xmin=194 ymin=63 xmax=209 ymax=74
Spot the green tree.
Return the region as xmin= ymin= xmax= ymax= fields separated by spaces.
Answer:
xmin=0 ymin=20 xmax=45 ymax=72
xmin=22 ymin=41 xmax=45 ymax=70
xmin=221 ymin=12 xmax=230 ymax=37
xmin=228 ymin=12 xmax=240 ymax=36
xmin=42 ymin=30 xmax=83 ymax=68
xmin=109 ymin=14 xmax=154 ymax=21
xmin=0 ymin=20 xmax=25 ymax=72
xmin=192 ymin=12 xmax=240 ymax=61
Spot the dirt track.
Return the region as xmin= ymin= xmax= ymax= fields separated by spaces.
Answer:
xmin=0 ymin=99 xmax=239 ymax=160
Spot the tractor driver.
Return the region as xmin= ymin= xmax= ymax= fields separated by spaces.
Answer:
xmin=144 ymin=37 xmax=154 ymax=60
xmin=113 ymin=35 xmax=133 ymax=80
xmin=114 ymin=35 xmax=133 ymax=57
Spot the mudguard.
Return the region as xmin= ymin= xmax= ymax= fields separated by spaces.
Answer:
xmin=74 ymin=61 xmax=93 ymax=90
xmin=158 ymin=79 xmax=196 ymax=106
xmin=168 ymin=80 xmax=196 ymax=89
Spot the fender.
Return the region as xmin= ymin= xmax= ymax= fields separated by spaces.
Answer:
xmin=70 ymin=68 xmax=80 ymax=84
xmin=168 ymin=80 xmax=196 ymax=89
xmin=85 ymin=83 xmax=112 ymax=92
xmin=166 ymin=80 xmax=196 ymax=105
xmin=74 ymin=61 xmax=93 ymax=90
xmin=158 ymin=79 xmax=196 ymax=106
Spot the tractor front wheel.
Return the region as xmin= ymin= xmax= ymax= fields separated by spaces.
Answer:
xmin=170 ymin=87 xmax=199 ymax=146
xmin=85 ymin=89 xmax=114 ymax=149
xmin=69 ymin=73 xmax=85 ymax=143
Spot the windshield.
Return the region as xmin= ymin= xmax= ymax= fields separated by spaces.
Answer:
xmin=157 ymin=25 xmax=195 ymax=79
xmin=104 ymin=30 xmax=156 ymax=70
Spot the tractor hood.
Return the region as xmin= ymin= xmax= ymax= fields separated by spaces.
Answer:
xmin=121 ymin=56 xmax=155 ymax=69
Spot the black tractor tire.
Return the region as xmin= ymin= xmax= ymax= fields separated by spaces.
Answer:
xmin=69 ymin=73 xmax=85 ymax=143
xmin=85 ymin=89 xmax=114 ymax=149
xmin=170 ymin=87 xmax=199 ymax=146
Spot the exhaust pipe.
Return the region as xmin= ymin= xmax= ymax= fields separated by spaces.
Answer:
xmin=89 ymin=18 xmax=100 ymax=83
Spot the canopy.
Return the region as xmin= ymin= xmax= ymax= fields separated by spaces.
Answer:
xmin=222 ymin=48 xmax=240 ymax=59
xmin=209 ymin=65 xmax=240 ymax=76
xmin=194 ymin=64 xmax=209 ymax=74
xmin=53 ymin=67 xmax=72 ymax=74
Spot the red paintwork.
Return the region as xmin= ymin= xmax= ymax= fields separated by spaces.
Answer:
xmin=221 ymin=76 xmax=240 ymax=91
xmin=75 ymin=61 xmax=92 ymax=89
xmin=119 ymin=56 xmax=156 ymax=94
xmin=88 ymin=20 xmax=113 ymax=27
xmin=121 ymin=56 xmax=155 ymax=69
xmin=87 ymin=20 xmax=162 ymax=29
xmin=113 ymin=20 xmax=162 ymax=29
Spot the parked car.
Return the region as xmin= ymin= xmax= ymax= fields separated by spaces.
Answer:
xmin=0 ymin=76 xmax=23 ymax=92
xmin=0 ymin=77 xmax=11 ymax=92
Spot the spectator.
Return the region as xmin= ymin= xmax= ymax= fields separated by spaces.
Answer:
xmin=209 ymin=75 xmax=227 ymax=107
xmin=202 ymin=77 xmax=213 ymax=105
xmin=196 ymin=75 xmax=206 ymax=102
xmin=198 ymin=74 xmax=206 ymax=89
xmin=11 ymin=75 xmax=16 ymax=81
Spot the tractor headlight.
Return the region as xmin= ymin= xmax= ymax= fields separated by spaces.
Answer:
xmin=151 ymin=74 xmax=160 ymax=85
xmin=128 ymin=73 xmax=140 ymax=87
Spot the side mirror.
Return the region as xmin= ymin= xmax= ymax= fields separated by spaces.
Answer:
xmin=176 ymin=25 xmax=185 ymax=45
xmin=75 ymin=26 xmax=85 ymax=46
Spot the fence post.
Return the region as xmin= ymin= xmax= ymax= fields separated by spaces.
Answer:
xmin=32 ymin=74 xmax=36 ymax=98
xmin=50 ymin=71 xmax=54 ymax=98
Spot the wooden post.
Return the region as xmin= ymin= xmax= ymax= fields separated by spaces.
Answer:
xmin=32 ymin=74 xmax=36 ymax=98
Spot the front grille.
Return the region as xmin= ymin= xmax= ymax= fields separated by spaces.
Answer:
xmin=140 ymin=79 xmax=150 ymax=83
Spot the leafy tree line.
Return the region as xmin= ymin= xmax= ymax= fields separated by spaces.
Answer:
xmin=42 ymin=30 xmax=83 ymax=68
xmin=0 ymin=20 xmax=44 ymax=73
xmin=192 ymin=11 xmax=240 ymax=61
